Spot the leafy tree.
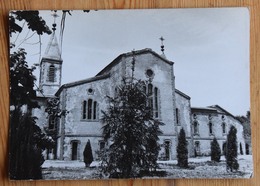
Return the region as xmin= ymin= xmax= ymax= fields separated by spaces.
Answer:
xmin=9 ymin=110 xmax=54 ymax=179
xmin=210 ymin=137 xmax=221 ymax=162
xmin=101 ymin=79 xmax=163 ymax=178
xmin=226 ymin=126 xmax=239 ymax=172
xmin=9 ymin=10 xmax=52 ymax=179
xmin=83 ymin=140 xmax=94 ymax=167
xmin=177 ymin=128 xmax=188 ymax=168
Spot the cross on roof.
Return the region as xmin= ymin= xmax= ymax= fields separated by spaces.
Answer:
xmin=159 ymin=36 xmax=165 ymax=53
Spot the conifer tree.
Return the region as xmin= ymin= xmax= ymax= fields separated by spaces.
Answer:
xmin=226 ymin=126 xmax=239 ymax=172
xmin=83 ymin=140 xmax=94 ymax=167
xmin=177 ymin=128 xmax=188 ymax=168
xmin=210 ymin=137 xmax=221 ymax=162
xmin=101 ymin=79 xmax=163 ymax=178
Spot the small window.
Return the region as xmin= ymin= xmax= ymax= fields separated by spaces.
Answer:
xmin=146 ymin=69 xmax=154 ymax=77
xmin=99 ymin=141 xmax=105 ymax=151
xmin=48 ymin=115 xmax=56 ymax=130
xmin=195 ymin=141 xmax=200 ymax=156
xmin=87 ymin=88 xmax=94 ymax=95
xmin=194 ymin=121 xmax=199 ymax=135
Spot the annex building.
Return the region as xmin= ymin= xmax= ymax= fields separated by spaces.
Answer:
xmin=32 ymin=30 xmax=249 ymax=161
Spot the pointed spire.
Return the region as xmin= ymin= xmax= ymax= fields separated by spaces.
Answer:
xmin=43 ymin=11 xmax=62 ymax=61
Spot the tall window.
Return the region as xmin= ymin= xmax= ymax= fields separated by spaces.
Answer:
xmin=87 ymin=99 xmax=93 ymax=119
xmin=154 ymin=87 xmax=159 ymax=118
xmin=164 ymin=140 xmax=170 ymax=160
xmin=145 ymin=83 xmax=159 ymax=118
xmin=48 ymin=65 xmax=55 ymax=82
xmin=82 ymin=99 xmax=98 ymax=120
xmin=82 ymin=101 xmax=87 ymax=119
xmin=148 ymin=83 xmax=153 ymax=115
xmin=194 ymin=121 xmax=199 ymax=135
xmin=209 ymin=122 xmax=213 ymax=135
xmin=222 ymin=123 xmax=226 ymax=134
xmin=176 ymin=108 xmax=179 ymax=125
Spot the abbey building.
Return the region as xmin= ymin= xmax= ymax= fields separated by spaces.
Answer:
xmin=32 ymin=31 xmax=249 ymax=161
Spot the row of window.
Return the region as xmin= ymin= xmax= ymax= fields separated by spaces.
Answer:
xmin=193 ymin=121 xmax=226 ymax=136
xmin=82 ymin=99 xmax=98 ymax=120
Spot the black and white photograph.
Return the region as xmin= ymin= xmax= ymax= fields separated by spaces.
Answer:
xmin=9 ymin=8 xmax=252 ymax=180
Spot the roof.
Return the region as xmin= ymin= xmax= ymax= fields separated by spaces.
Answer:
xmin=55 ymin=73 xmax=110 ymax=96
xmin=96 ymin=48 xmax=174 ymax=76
xmin=175 ymin=89 xmax=191 ymax=100
xmin=191 ymin=107 xmax=218 ymax=113
xmin=208 ymin=105 xmax=239 ymax=121
xmin=192 ymin=105 xmax=242 ymax=123
xmin=43 ymin=31 xmax=62 ymax=61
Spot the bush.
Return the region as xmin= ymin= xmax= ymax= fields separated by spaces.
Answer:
xmin=211 ymin=137 xmax=221 ymax=162
xmin=177 ymin=128 xmax=188 ymax=168
xmin=226 ymin=126 xmax=239 ymax=172
xmin=83 ymin=140 xmax=93 ymax=167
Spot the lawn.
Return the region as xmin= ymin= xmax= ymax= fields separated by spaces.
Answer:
xmin=42 ymin=155 xmax=253 ymax=180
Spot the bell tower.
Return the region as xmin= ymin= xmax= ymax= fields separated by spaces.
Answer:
xmin=38 ymin=11 xmax=62 ymax=97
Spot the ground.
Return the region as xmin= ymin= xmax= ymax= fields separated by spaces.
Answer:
xmin=42 ymin=155 xmax=253 ymax=180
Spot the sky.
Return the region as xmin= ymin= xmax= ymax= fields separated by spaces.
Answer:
xmin=10 ymin=8 xmax=250 ymax=116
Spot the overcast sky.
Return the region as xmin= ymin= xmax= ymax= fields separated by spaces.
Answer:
xmin=10 ymin=8 xmax=250 ymax=116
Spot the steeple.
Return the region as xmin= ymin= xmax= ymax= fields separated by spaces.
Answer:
xmin=43 ymin=31 xmax=62 ymax=61
xmin=43 ymin=11 xmax=62 ymax=61
xmin=38 ymin=11 xmax=63 ymax=97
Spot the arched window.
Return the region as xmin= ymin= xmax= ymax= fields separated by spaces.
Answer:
xmin=164 ymin=140 xmax=171 ymax=160
xmin=194 ymin=121 xmax=199 ymax=135
xmin=48 ymin=64 xmax=55 ymax=82
xmin=145 ymin=83 xmax=160 ymax=118
xmin=147 ymin=83 xmax=153 ymax=116
xmin=87 ymin=99 xmax=93 ymax=119
xmin=82 ymin=101 xmax=87 ymax=119
xmin=222 ymin=123 xmax=226 ymax=134
xmin=154 ymin=87 xmax=159 ymax=118
xmin=209 ymin=122 xmax=213 ymax=135
xmin=82 ymin=99 xmax=98 ymax=121
xmin=93 ymin=101 xmax=97 ymax=120
xmin=176 ymin=108 xmax=179 ymax=125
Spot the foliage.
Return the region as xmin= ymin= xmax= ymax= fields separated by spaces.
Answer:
xmin=10 ymin=48 xmax=39 ymax=110
xmin=9 ymin=10 xmax=52 ymax=37
xmin=9 ymin=110 xmax=54 ymax=179
xmin=9 ymin=10 xmax=53 ymax=179
xmin=177 ymin=128 xmax=188 ymax=168
xmin=236 ymin=111 xmax=251 ymax=139
xmin=210 ymin=137 xmax=221 ymax=162
xmin=101 ymin=79 xmax=163 ymax=178
xmin=83 ymin=140 xmax=94 ymax=167
xmin=226 ymin=126 xmax=239 ymax=172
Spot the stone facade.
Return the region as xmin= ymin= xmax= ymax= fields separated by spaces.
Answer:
xmin=191 ymin=106 xmax=246 ymax=156
xmin=33 ymin=33 xmax=246 ymax=161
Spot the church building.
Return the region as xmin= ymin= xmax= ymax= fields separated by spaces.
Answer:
xmin=32 ymin=25 xmax=247 ymax=161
